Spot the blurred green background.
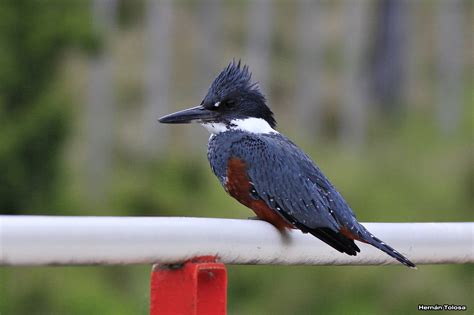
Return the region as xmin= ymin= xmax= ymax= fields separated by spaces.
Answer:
xmin=0 ymin=0 xmax=473 ymax=314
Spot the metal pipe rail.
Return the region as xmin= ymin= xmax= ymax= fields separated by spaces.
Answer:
xmin=0 ymin=216 xmax=472 ymax=266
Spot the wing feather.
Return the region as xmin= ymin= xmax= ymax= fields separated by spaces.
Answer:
xmin=230 ymin=134 xmax=357 ymax=232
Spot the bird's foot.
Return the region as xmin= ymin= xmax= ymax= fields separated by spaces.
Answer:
xmin=247 ymin=216 xmax=264 ymax=221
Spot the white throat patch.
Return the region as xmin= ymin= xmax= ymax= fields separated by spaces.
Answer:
xmin=201 ymin=122 xmax=228 ymax=134
xmin=201 ymin=117 xmax=278 ymax=135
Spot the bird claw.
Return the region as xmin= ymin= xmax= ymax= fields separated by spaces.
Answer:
xmin=247 ymin=216 xmax=263 ymax=221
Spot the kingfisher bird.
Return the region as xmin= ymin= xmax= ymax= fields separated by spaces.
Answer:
xmin=159 ymin=61 xmax=415 ymax=268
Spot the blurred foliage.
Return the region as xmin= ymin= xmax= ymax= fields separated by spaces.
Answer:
xmin=0 ymin=0 xmax=97 ymax=214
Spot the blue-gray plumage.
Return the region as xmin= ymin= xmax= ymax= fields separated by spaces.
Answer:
xmin=159 ymin=60 xmax=415 ymax=268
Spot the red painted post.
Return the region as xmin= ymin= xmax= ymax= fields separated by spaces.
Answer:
xmin=150 ymin=256 xmax=227 ymax=315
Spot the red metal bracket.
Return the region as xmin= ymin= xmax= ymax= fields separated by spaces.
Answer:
xmin=150 ymin=256 xmax=227 ymax=315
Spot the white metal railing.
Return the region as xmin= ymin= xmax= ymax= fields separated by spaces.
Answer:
xmin=0 ymin=215 xmax=472 ymax=266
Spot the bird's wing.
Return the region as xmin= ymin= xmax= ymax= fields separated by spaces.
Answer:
xmin=231 ymin=133 xmax=361 ymax=255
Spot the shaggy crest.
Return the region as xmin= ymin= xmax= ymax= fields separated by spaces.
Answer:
xmin=211 ymin=60 xmax=259 ymax=94
xmin=202 ymin=60 xmax=276 ymax=127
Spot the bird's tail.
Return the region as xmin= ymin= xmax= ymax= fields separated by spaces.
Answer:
xmin=360 ymin=228 xmax=416 ymax=269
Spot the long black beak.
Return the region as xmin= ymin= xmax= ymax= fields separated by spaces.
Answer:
xmin=158 ymin=105 xmax=218 ymax=124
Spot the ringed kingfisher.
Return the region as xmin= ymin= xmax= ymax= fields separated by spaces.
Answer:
xmin=159 ymin=61 xmax=415 ymax=268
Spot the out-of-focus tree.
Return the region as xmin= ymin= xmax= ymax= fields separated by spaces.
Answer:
xmin=195 ymin=0 xmax=221 ymax=92
xmin=370 ymin=0 xmax=409 ymax=113
xmin=295 ymin=0 xmax=325 ymax=139
xmin=0 ymin=0 xmax=96 ymax=213
xmin=340 ymin=0 xmax=370 ymax=149
xmin=246 ymin=0 xmax=273 ymax=93
xmin=436 ymin=0 xmax=464 ymax=135
xmin=143 ymin=0 xmax=173 ymax=155
xmin=85 ymin=0 xmax=117 ymax=201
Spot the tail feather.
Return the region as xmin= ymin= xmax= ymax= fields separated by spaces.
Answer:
xmin=277 ymin=211 xmax=361 ymax=256
xmin=342 ymin=222 xmax=417 ymax=269
xmin=364 ymin=235 xmax=417 ymax=269
xmin=307 ymin=224 xmax=416 ymax=269
xmin=293 ymin=217 xmax=415 ymax=268
xmin=308 ymin=227 xmax=360 ymax=256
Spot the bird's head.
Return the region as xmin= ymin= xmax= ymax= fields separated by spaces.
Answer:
xmin=159 ymin=60 xmax=277 ymax=134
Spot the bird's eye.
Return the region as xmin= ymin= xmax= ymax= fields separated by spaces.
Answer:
xmin=224 ymin=99 xmax=235 ymax=108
